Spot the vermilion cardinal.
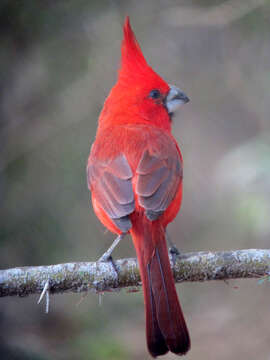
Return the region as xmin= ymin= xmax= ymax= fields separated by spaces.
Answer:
xmin=87 ymin=17 xmax=190 ymax=357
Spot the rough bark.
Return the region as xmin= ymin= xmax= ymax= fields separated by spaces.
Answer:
xmin=1 ymin=249 xmax=270 ymax=298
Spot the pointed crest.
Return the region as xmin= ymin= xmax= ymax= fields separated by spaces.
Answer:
xmin=112 ymin=16 xmax=170 ymax=106
xmin=121 ymin=17 xmax=147 ymax=68
xmin=99 ymin=17 xmax=171 ymax=130
xmin=119 ymin=17 xmax=152 ymax=80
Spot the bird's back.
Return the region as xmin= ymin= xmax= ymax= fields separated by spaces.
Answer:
xmin=88 ymin=123 xmax=183 ymax=233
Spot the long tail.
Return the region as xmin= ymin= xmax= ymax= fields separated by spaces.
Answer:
xmin=130 ymin=217 xmax=190 ymax=357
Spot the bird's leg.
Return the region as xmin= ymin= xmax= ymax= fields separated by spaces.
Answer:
xmin=98 ymin=233 xmax=125 ymax=262
xmin=98 ymin=233 xmax=126 ymax=276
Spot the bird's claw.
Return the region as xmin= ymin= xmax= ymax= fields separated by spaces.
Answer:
xmin=169 ymin=245 xmax=181 ymax=268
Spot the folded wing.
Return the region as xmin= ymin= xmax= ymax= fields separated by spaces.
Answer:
xmin=136 ymin=148 xmax=182 ymax=221
xmin=87 ymin=154 xmax=135 ymax=232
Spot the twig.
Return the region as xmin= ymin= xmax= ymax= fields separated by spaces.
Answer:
xmin=37 ymin=279 xmax=50 ymax=313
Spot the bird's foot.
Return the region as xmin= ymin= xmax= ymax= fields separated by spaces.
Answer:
xmin=100 ymin=254 xmax=119 ymax=277
xmin=166 ymin=230 xmax=181 ymax=265
xmin=169 ymin=245 xmax=181 ymax=267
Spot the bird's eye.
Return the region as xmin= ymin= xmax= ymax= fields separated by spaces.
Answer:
xmin=149 ymin=89 xmax=161 ymax=99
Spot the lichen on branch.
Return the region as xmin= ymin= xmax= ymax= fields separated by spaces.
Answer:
xmin=1 ymin=249 xmax=270 ymax=298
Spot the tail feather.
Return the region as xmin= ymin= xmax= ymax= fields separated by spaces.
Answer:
xmin=131 ymin=218 xmax=190 ymax=357
xmin=146 ymin=262 xmax=168 ymax=357
xmin=149 ymin=244 xmax=190 ymax=355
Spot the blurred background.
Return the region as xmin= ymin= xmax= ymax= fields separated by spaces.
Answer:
xmin=1 ymin=0 xmax=270 ymax=359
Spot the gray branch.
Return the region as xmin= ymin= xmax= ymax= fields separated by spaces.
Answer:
xmin=1 ymin=249 xmax=270 ymax=298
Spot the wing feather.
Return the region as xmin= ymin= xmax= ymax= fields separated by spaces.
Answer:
xmin=87 ymin=154 xmax=134 ymax=232
xmin=136 ymin=147 xmax=182 ymax=221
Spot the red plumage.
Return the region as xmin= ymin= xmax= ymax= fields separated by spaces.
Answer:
xmin=87 ymin=17 xmax=190 ymax=357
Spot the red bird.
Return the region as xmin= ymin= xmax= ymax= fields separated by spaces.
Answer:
xmin=87 ymin=17 xmax=190 ymax=357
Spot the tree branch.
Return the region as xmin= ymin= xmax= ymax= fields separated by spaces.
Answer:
xmin=1 ymin=249 xmax=270 ymax=298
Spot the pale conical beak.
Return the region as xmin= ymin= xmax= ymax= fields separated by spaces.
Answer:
xmin=166 ymin=85 xmax=189 ymax=114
